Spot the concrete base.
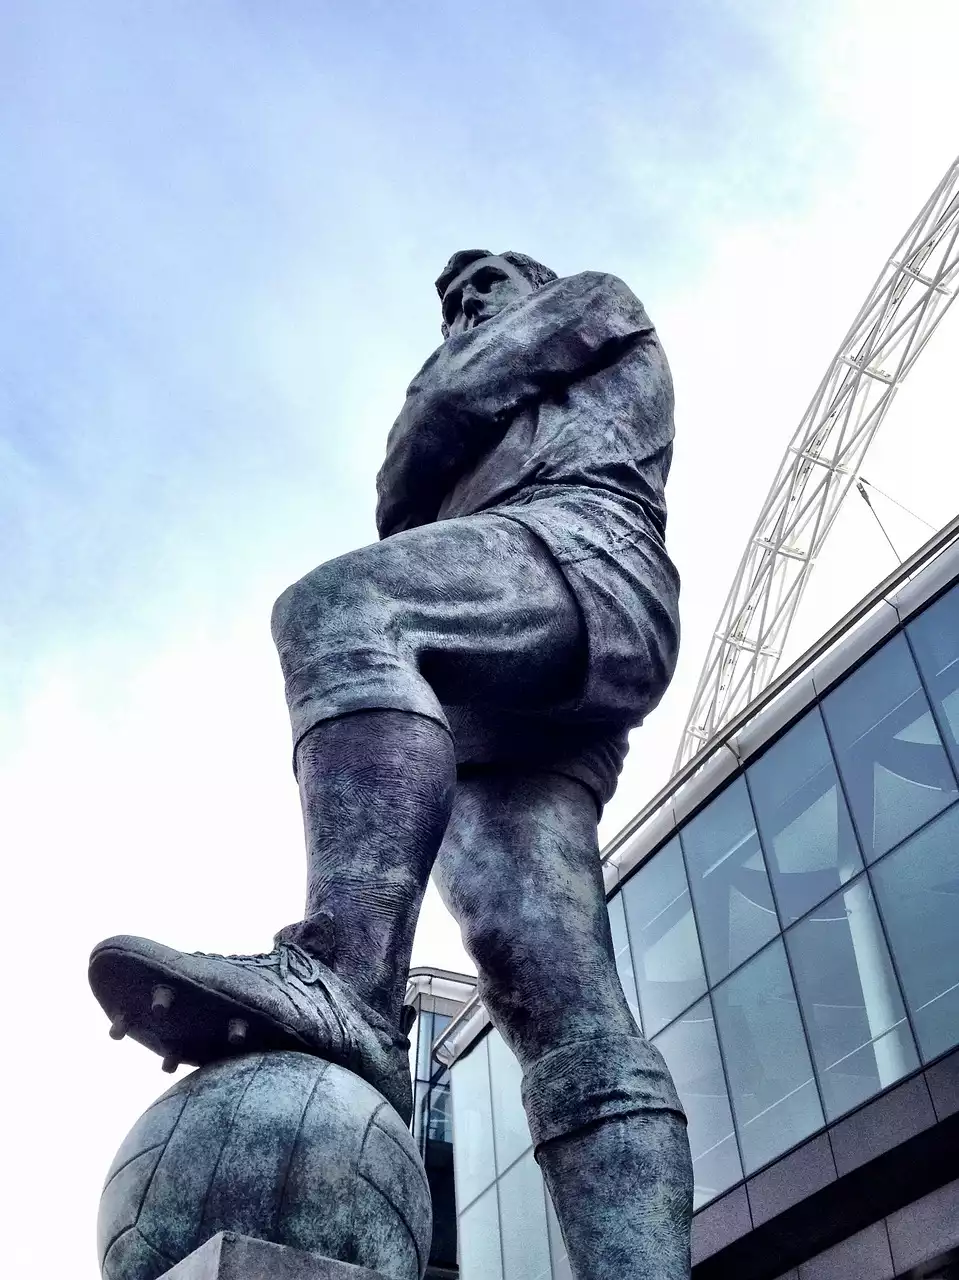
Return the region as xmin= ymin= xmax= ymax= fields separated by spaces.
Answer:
xmin=158 ymin=1233 xmax=387 ymax=1280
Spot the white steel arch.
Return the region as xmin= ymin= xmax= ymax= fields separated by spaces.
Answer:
xmin=676 ymin=154 xmax=959 ymax=771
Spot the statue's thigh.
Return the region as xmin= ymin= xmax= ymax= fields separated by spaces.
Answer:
xmin=274 ymin=512 xmax=584 ymax=707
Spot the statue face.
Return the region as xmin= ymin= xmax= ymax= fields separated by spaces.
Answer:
xmin=441 ymin=256 xmax=534 ymax=337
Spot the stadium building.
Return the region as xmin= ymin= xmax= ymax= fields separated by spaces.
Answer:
xmin=404 ymin=967 xmax=476 ymax=1279
xmin=414 ymin=157 xmax=959 ymax=1279
xmin=432 ymin=517 xmax=959 ymax=1280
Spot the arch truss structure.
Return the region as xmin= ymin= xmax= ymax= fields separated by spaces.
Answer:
xmin=676 ymin=154 xmax=959 ymax=771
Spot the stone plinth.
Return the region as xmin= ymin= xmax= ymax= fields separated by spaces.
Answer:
xmin=158 ymin=1233 xmax=387 ymax=1280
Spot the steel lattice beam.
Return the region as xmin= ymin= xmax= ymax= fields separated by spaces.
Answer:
xmin=675 ymin=154 xmax=959 ymax=771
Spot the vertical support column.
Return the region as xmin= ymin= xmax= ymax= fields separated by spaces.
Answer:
xmin=843 ymin=878 xmax=912 ymax=1087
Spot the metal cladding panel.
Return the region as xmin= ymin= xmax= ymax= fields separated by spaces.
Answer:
xmin=689 ymin=1184 xmax=752 ymax=1267
xmin=670 ymin=743 xmax=739 ymax=831
xmin=827 ymin=1075 xmax=937 ymax=1177
xmin=745 ymin=1134 xmax=837 ymax=1228
xmin=885 ymin=1177 xmax=959 ymax=1276
xmin=889 ymin=540 xmax=959 ymax=626
xmin=727 ymin=669 xmax=818 ymax=767
xmin=925 ymin=1048 xmax=959 ymax=1122
xmin=797 ymin=1222 xmax=895 ymax=1280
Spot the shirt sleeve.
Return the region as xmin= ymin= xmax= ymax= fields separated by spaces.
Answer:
xmin=375 ymin=272 xmax=655 ymax=539
xmin=560 ymin=326 xmax=676 ymax=539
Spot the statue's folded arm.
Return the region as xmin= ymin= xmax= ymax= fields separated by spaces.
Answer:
xmin=375 ymin=272 xmax=656 ymax=538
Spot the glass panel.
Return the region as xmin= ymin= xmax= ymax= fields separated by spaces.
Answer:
xmin=408 ymin=1013 xmax=420 ymax=1091
xmin=414 ymin=1081 xmax=430 ymax=1151
xmin=653 ymin=997 xmax=742 ymax=1208
xmin=489 ymin=1030 xmax=532 ymax=1173
xmin=823 ymin=633 xmax=957 ymax=863
xmin=786 ymin=877 xmax=918 ymax=1120
xmin=431 ymin=1012 xmax=452 ymax=1067
xmin=870 ymin=803 xmax=959 ymax=1061
xmin=681 ymin=777 xmax=780 ymax=985
xmin=545 ymin=1186 xmax=573 ymax=1280
xmin=451 ymin=1039 xmax=495 ymax=1211
xmin=749 ymin=709 xmax=864 ymax=924
xmin=608 ymin=892 xmax=642 ymax=1030
xmin=458 ymin=1182 xmax=503 ymax=1280
xmin=908 ymin=584 xmax=959 ymax=771
xmin=712 ymin=940 xmax=824 ymax=1174
xmin=500 ymin=1150 xmax=551 ymax=1280
xmin=623 ymin=838 xmax=707 ymax=1036
xmin=426 ymin=1079 xmax=454 ymax=1145
xmin=416 ymin=1010 xmax=435 ymax=1082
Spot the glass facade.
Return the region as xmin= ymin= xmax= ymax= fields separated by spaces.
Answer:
xmin=870 ymin=804 xmax=959 ymax=1061
xmin=623 ymin=836 xmax=705 ymax=1037
xmin=785 ymin=877 xmax=918 ymax=1120
xmin=821 ymin=633 xmax=957 ymax=863
xmin=712 ymin=938 xmax=823 ymax=1172
xmin=682 ymin=777 xmax=780 ymax=985
xmin=408 ymin=994 xmax=461 ymax=1276
xmin=449 ymin=575 xmax=959 ymax=1273
xmin=411 ymin=1005 xmax=453 ymax=1155
xmin=452 ymin=1029 xmax=563 ymax=1280
xmin=654 ymin=997 xmax=741 ymax=1204
xmin=749 ymin=707 xmax=862 ymax=924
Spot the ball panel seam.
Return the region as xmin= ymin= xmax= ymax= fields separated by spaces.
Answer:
xmin=370 ymin=1116 xmax=430 ymax=1195
xmin=101 ymin=1142 xmax=166 ymax=1198
xmin=274 ymin=1058 xmax=330 ymax=1234
xmin=103 ymin=1223 xmax=176 ymax=1279
xmin=197 ymin=1054 xmax=268 ymax=1236
xmin=356 ymin=1169 xmax=422 ymax=1278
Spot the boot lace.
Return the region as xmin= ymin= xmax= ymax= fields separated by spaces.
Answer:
xmin=193 ymin=941 xmax=323 ymax=985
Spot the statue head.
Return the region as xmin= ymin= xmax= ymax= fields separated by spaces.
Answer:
xmin=435 ymin=250 xmax=557 ymax=339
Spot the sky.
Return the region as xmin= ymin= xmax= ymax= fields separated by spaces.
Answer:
xmin=2 ymin=2 xmax=959 ymax=1274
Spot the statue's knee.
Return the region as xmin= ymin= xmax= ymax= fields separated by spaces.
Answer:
xmin=459 ymin=898 xmax=510 ymax=976
xmin=468 ymin=920 xmax=540 ymax=1027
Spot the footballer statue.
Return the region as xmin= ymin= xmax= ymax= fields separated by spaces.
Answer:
xmin=90 ymin=251 xmax=693 ymax=1278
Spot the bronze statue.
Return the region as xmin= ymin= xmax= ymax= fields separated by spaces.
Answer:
xmin=91 ymin=251 xmax=693 ymax=1278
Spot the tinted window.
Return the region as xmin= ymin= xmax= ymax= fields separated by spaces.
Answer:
xmin=712 ymin=940 xmax=823 ymax=1173
xmin=749 ymin=708 xmax=863 ymax=924
xmin=823 ymin=634 xmax=957 ymax=862
xmin=786 ymin=877 xmax=918 ymax=1120
xmin=681 ymin=777 xmax=780 ymax=985
xmin=451 ymin=1039 xmax=495 ymax=1210
xmin=870 ymin=803 xmax=959 ymax=1061
xmin=417 ymin=1009 xmax=436 ymax=1082
xmin=623 ymin=838 xmax=707 ymax=1036
xmin=608 ymin=892 xmax=642 ymax=1031
xmin=425 ymin=1078 xmax=453 ymax=1145
xmin=488 ymin=1031 xmax=532 ymax=1174
xmin=908 ymin=583 xmax=959 ymax=772
xmin=499 ymin=1150 xmax=551 ymax=1280
xmin=432 ymin=1011 xmax=452 ymax=1051
xmin=654 ymin=997 xmax=743 ymax=1208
